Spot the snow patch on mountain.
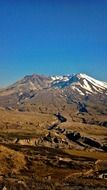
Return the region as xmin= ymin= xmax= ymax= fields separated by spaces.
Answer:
xmin=82 ymin=79 xmax=93 ymax=93
xmin=78 ymin=74 xmax=107 ymax=89
xmin=51 ymin=73 xmax=107 ymax=95
xmin=51 ymin=75 xmax=71 ymax=83
xmin=0 ymin=73 xmax=107 ymax=98
xmin=71 ymin=86 xmax=85 ymax=96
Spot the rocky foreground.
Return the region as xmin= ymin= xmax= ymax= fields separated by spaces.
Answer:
xmin=0 ymin=109 xmax=107 ymax=189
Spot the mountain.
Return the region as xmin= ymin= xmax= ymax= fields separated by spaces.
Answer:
xmin=51 ymin=73 xmax=107 ymax=95
xmin=1 ymin=73 xmax=107 ymax=95
xmin=0 ymin=73 xmax=107 ymax=115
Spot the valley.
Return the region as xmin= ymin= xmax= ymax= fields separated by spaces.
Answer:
xmin=0 ymin=73 xmax=107 ymax=189
xmin=0 ymin=108 xmax=107 ymax=190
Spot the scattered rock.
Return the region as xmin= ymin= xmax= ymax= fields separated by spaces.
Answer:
xmin=44 ymin=132 xmax=52 ymax=142
xmin=66 ymin=131 xmax=81 ymax=141
xmin=56 ymin=127 xmax=65 ymax=134
xmin=53 ymin=137 xmax=59 ymax=143
xmin=78 ymin=102 xmax=88 ymax=113
xmin=82 ymin=137 xmax=101 ymax=148
xmin=100 ymin=121 xmax=107 ymax=127
xmin=102 ymin=145 xmax=107 ymax=152
xmin=54 ymin=113 xmax=67 ymax=123
xmin=48 ymin=122 xmax=58 ymax=130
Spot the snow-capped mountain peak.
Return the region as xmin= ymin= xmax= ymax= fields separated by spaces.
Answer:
xmin=51 ymin=73 xmax=107 ymax=95
xmin=0 ymin=73 xmax=107 ymax=98
xmin=75 ymin=73 xmax=107 ymax=93
xmin=0 ymin=73 xmax=107 ymax=109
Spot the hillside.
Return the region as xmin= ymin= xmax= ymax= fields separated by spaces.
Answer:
xmin=0 ymin=73 xmax=107 ymax=189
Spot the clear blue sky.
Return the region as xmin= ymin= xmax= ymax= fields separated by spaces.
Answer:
xmin=0 ymin=0 xmax=107 ymax=86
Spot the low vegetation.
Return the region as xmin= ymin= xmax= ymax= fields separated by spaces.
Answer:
xmin=0 ymin=109 xmax=107 ymax=189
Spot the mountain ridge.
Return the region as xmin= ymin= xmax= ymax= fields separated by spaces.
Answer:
xmin=1 ymin=72 xmax=107 ymax=92
xmin=0 ymin=73 xmax=107 ymax=113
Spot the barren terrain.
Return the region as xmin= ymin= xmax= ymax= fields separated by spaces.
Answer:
xmin=0 ymin=108 xmax=107 ymax=190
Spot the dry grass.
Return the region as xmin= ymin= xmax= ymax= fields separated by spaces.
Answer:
xmin=60 ymin=121 xmax=107 ymax=140
xmin=0 ymin=109 xmax=107 ymax=189
xmin=64 ymin=149 xmax=107 ymax=160
xmin=0 ymin=109 xmax=56 ymax=127
xmin=0 ymin=109 xmax=57 ymax=139
xmin=0 ymin=145 xmax=26 ymax=175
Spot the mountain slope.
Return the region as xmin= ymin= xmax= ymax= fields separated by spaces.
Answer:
xmin=0 ymin=73 xmax=107 ymax=114
xmin=51 ymin=73 xmax=107 ymax=95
